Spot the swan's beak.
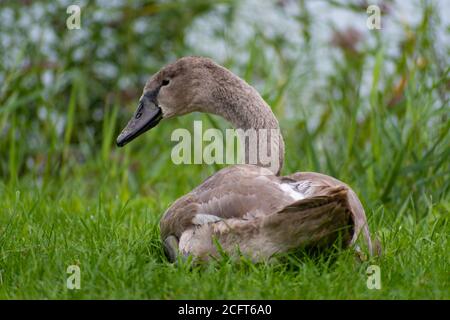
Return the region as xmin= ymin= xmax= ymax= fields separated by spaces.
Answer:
xmin=116 ymin=99 xmax=162 ymax=147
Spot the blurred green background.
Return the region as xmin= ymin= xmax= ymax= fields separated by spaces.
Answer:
xmin=0 ymin=0 xmax=448 ymax=299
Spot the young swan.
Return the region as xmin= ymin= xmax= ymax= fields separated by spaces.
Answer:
xmin=117 ymin=56 xmax=373 ymax=262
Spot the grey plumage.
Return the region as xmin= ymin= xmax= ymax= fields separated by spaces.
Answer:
xmin=117 ymin=56 xmax=374 ymax=262
xmin=161 ymin=165 xmax=372 ymax=262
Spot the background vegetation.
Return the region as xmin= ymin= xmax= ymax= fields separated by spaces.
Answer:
xmin=0 ymin=0 xmax=448 ymax=299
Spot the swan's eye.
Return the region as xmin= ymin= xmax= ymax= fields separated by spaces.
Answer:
xmin=161 ymin=79 xmax=170 ymax=86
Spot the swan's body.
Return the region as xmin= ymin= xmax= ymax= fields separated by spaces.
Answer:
xmin=161 ymin=165 xmax=370 ymax=261
xmin=117 ymin=56 xmax=373 ymax=262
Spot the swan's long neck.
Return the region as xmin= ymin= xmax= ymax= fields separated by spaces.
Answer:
xmin=204 ymin=67 xmax=285 ymax=175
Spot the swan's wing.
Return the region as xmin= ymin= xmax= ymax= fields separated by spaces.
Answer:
xmin=177 ymin=186 xmax=353 ymax=261
xmin=160 ymin=166 xmax=373 ymax=256
xmin=160 ymin=165 xmax=292 ymax=239
xmin=284 ymin=172 xmax=373 ymax=255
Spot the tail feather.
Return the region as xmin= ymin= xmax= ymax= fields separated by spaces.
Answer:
xmin=261 ymin=186 xmax=353 ymax=252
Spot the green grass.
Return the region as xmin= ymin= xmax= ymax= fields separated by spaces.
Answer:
xmin=0 ymin=1 xmax=449 ymax=299
xmin=0 ymin=167 xmax=448 ymax=299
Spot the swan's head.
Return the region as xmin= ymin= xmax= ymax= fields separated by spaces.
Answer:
xmin=116 ymin=56 xmax=219 ymax=147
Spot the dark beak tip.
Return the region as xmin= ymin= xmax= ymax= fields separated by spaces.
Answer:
xmin=116 ymin=135 xmax=126 ymax=147
xmin=116 ymin=130 xmax=127 ymax=147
